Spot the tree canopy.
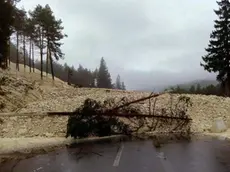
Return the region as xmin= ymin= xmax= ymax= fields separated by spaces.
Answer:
xmin=0 ymin=0 xmax=19 ymax=68
xmin=97 ymin=57 xmax=112 ymax=89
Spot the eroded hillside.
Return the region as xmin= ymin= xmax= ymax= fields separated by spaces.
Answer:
xmin=0 ymin=62 xmax=230 ymax=133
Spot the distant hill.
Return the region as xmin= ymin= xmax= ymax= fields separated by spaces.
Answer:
xmin=140 ymin=79 xmax=219 ymax=92
xmin=162 ymin=79 xmax=219 ymax=92
xmin=175 ymin=79 xmax=218 ymax=89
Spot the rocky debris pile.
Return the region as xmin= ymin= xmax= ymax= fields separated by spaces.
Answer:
xmin=17 ymin=90 xmax=150 ymax=112
xmin=0 ymin=65 xmax=72 ymax=112
xmin=153 ymin=94 xmax=230 ymax=132
xmin=0 ymin=73 xmax=39 ymax=112
xmin=0 ymin=67 xmax=230 ymax=133
xmin=19 ymin=91 xmax=230 ymax=133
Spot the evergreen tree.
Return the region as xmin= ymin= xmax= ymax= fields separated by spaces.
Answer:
xmin=67 ymin=66 xmax=73 ymax=85
xmin=14 ymin=8 xmax=26 ymax=71
xmin=29 ymin=5 xmax=66 ymax=80
xmin=20 ymin=9 xmax=28 ymax=71
xmin=29 ymin=5 xmax=46 ymax=79
xmin=201 ymin=0 xmax=230 ymax=96
xmin=24 ymin=17 xmax=35 ymax=72
xmin=115 ymin=75 xmax=122 ymax=89
xmin=0 ymin=0 xmax=21 ymax=69
xmin=189 ymin=85 xmax=195 ymax=94
xmin=196 ymin=84 xmax=201 ymax=93
xmin=92 ymin=68 xmax=98 ymax=87
xmin=97 ymin=57 xmax=112 ymax=88
xmin=42 ymin=4 xmax=67 ymax=80
xmin=0 ymin=0 xmax=18 ymax=69
xmin=121 ymin=81 xmax=126 ymax=90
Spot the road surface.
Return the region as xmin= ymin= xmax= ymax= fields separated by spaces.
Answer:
xmin=1 ymin=137 xmax=230 ymax=172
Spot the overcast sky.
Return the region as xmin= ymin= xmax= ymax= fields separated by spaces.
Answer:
xmin=18 ymin=0 xmax=218 ymax=90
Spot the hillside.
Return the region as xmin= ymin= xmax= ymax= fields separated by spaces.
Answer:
xmin=0 ymin=62 xmax=149 ymax=113
xmin=0 ymin=63 xmax=230 ymax=133
xmin=0 ymin=62 xmax=69 ymax=112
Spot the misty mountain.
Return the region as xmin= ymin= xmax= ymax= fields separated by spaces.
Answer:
xmin=140 ymin=79 xmax=218 ymax=92
xmin=175 ymin=79 xmax=218 ymax=89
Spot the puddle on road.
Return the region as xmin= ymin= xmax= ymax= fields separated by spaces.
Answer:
xmin=1 ymin=134 xmax=230 ymax=172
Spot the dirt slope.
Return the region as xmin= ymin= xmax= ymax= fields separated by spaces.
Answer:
xmin=0 ymin=62 xmax=69 ymax=112
xmin=0 ymin=62 xmax=230 ymax=133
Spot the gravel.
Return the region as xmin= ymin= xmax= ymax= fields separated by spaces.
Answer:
xmin=1 ymin=68 xmax=230 ymax=133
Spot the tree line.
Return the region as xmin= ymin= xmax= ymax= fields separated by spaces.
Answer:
xmin=9 ymin=43 xmax=126 ymax=89
xmin=36 ymin=56 xmax=126 ymax=89
xmin=165 ymin=84 xmax=222 ymax=96
xmin=0 ymin=0 xmax=126 ymax=90
xmin=1 ymin=1 xmax=66 ymax=81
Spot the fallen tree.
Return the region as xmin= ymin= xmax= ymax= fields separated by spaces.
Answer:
xmin=57 ymin=93 xmax=193 ymax=139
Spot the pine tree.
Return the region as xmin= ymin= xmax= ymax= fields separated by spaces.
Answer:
xmin=32 ymin=41 xmax=35 ymax=72
xmin=20 ymin=9 xmax=27 ymax=71
xmin=196 ymin=84 xmax=201 ymax=93
xmin=201 ymin=0 xmax=230 ymax=96
xmin=0 ymin=0 xmax=18 ymax=69
xmin=67 ymin=66 xmax=73 ymax=85
xmin=121 ymin=81 xmax=126 ymax=90
xmin=29 ymin=5 xmax=46 ymax=79
xmin=24 ymin=18 xmax=35 ymax=73
xmin=92 ymin=68 xmax=98 ymax=87
xmin=97 ymin=57 xmax=112 ymax=88
xmin=14 ymin=8 xmax=26 ymax=71
xmin=189 ymin=85 xmax=195 ymax=94
xmin=115 ymin=75 xmax=122 ymax=89
xmin=42 ymin=4 xmax=67 ymax=80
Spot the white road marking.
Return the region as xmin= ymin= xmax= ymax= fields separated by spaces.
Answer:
xmin=113 ymin=144 xmax=124 ymax=167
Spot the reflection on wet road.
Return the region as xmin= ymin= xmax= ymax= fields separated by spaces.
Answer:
xmin=1 ymin=137 xmax=230 ymax=172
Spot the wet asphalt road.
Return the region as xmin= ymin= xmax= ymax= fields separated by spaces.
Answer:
xmin=1 ymin=137 xmax=230 ymax=172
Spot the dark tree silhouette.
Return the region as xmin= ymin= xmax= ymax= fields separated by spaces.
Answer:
xmin=115 ymin=75 xmax=122 ymax=89
xmin=201 ymin=0 xmax=230 ymax=96
xmin=121 ymin=81 xmax=126 ymax=90
xmin=0 ymin=0 xmax=20 ymax=69
xmin=97 ymin=57 xmax=112 ymax=89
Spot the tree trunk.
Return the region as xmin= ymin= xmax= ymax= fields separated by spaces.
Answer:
xmin=8 ymin=39 xmax=10 ymax=66
xmin=29 ymin=39 xmax=32 ymax=73
xmin=49 ymin=49 xmax=54 ymax=80
xmin=40 ymin=28 xmax=44 ymax=79
xmin=0 ymin=38 xmax=8 ymax=69
xmin=4 ymin=39 xmax=8 ymax=69
xmin=67 ymin=68 xmax=70 ymax=85
xmin=23 ymin=35 xmax=26 ymax=70
xmin=46 ymin=44 xmax=49 ymax=76
xmin=16 ymin=32 xmax=19 ymax=71
xmin=0 ymin=34 xmax=3 ymax=67
xmin=32 ymin=42 xmax=35 ymax=72
xmin=4 ymin=39 xmax=9 ymax=69
xmin=226 ymin=74 xmax=230 ymax=97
